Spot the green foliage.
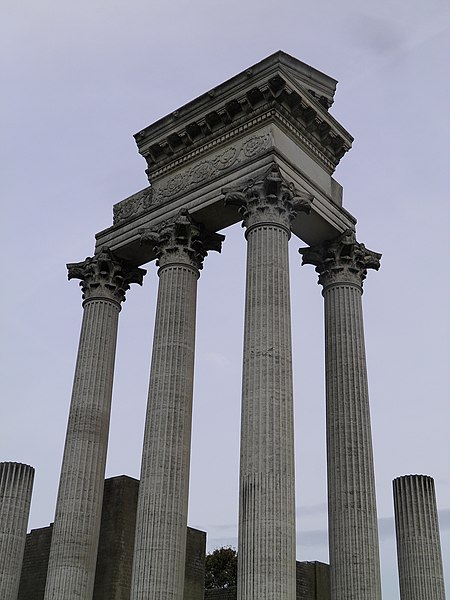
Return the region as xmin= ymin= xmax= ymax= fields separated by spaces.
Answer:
xmin=205 ymin=546 xmax=238 ymax=589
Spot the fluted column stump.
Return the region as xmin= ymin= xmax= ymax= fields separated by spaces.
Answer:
xmin=131 ymin=210 xmax=224 ymax=600
xmin=0 ymin=462 xmax=34 ymax=600
xmin=393 ymin=475 xmax=446 ymax=600
xmin=225 ymin=165 xmax=311 ymax=600
xmin=300 ymin=230 xmax=382 ymax=600
xmin=44 ymin=248 xmax=145 ymax=600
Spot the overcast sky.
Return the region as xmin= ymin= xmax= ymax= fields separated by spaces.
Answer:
xmin=1 ymin=1 xmax=449 ymax=597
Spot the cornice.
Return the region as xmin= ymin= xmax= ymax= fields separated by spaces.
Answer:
xmin=135 ymin=62 xmax=353 ymax=179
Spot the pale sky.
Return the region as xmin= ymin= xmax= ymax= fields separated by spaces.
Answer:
xmin=1 ymin=1 xmax=449 ymax=597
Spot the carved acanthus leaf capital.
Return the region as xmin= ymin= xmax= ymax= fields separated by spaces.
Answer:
xmin=67 ymin=248 xmax=146 ymax=305
xmin=299 ymin=229 xmax=381 ymax=289
xmin=139 ymin=209 xmax=225 ymax=271
xmin=223 ymin=164 xmax=312 ymax=234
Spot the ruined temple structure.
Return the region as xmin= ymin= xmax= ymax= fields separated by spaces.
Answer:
xmin=41 ymin=50 xmax=382 ymax=600
xmin=1 ymin=51 xmax=444 ymax=600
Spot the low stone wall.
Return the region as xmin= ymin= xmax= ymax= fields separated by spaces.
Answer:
xmin=18 ymin=475 xmax=206 ymax=600
xmin=204 ymin=561 xmax=329 ymax=600
xmin=205 ymin=587 xmax=237 ymax=600
xmin=17 ymin=525 xmax=52 ymax=600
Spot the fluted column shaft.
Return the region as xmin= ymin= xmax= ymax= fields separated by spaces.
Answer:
xmin=0 ymin=462 xmax=34 ymax=600
xmin=301 ymin=231 xmax=382 ymax=600
xmin=393 ymin=475 xmax=446 ymax=600
xmin=44 ymin=249 xmax=144 ymax=600
xmin=226 ymin=165 xmax=311 ymax=600
xmin=131 ymin=211 xmax=224 ymax=600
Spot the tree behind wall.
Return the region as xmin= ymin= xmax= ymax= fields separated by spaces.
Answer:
xmin=205 ymin=547 xmax=237 ymax=589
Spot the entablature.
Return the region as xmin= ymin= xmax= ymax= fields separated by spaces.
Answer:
xmin=135 ymin=51 xmax=353 ymax=179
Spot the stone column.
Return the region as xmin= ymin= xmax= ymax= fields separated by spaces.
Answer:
xmin=300 ymin=230 xmax=382 ymax=600
xmin=44 ymin=248 xmax=145 ymax=600
xmin=225 ymin=165 xmax=311 ymax=600
xmin=393 ymin=475 xmax=446 ymax=600
xmin=131 ymin=210 xmax=224 ymax=600
xmin=0 ymin=462 xmax=34 ymax=600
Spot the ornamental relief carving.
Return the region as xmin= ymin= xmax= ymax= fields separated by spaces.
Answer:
xmin=113 ymin=132 xmax=272 ymax=225
xmin=113 ymin=187 xmax=153 ymax=225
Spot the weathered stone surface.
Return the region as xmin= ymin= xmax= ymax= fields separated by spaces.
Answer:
xmin=19 ymin=476 xmax=206 ymax=600
xmin=296 ymin=561 xmax=330 ymax=600
xmin=185 ymin=527 xmax=206 ymax=600
xmin=131 ymin=212 xmax=223 ymax=600
xmin=300 ymin=231 xmax=382 ymax=600
xmin=18 ymin=524 xmax=53 ymax=600
xmin=204 ymin=561 xmax=330 ymax=600
xmin=0 ymin=462 xmax=34 ymax=600
xmin=44 ymin=252 xmax=144 ymax=600
xmin=93 ymin=476 xmax=139 ymax=600
xmin=393 ymin=475 xmax=446 ymax=600
xmin=96 ymin=52 xmax=356 ymax=266
xmin=226 ymin=166 xmax=301 ymax=599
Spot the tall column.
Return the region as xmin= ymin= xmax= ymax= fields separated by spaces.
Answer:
xmin=44 ymin=248 xmax=145 ymax=600
xmin=0 ymin=462 xmax=34 ymax=600
xmin=225 ymin=165 xmax=311 ymax=600
xmin=300 ymin=230 xmax=382 ymax=600
xmin=131 ymin=210 xmax=224 ymax=600
xmin=393 ymin=475 xmax=446 ymax=600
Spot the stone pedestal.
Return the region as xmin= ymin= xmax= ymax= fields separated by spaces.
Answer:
xmin=44 ymin=249 xmax=144 ymax=600
xmin=300 ymin=231 xmax=382 ymax=600
xmin=226 ymin=165 xmax=311 ymax=600
xmin=393 ymin=475 xmax=446 ymax=600
xmin=131 ymin=211 xmax=223 ymax=600
xmin=0 ymin=462 xmax=34 ymax=600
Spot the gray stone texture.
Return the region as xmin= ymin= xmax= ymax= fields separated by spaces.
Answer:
xmin=18 ymin=524 xmax=53 ymax=600
xmin=205 ymin=589 xmax=237 ymax=600
xmin=184 ymin=527 xmax=206 ymax=600
xmin=204 ymin=561 xmax=330 ymax=600
xmin=96 ymin=52 xmax=356 ymax=268
xmin=131 ymin=211 xmax=223 ymax=600
xmin=18 ymin=476 xmax=206 ymax=600
xmin=300 ymin=230 xmax=382 ymax=600
xmin=225 ymin=165 xmax=311 ymax=600
xmin=44 ymin=250 xmax=145 ymax=600
xmin=0 ymin=462 xmax=34 ymax=600
xmin=393 ymin=475 xmax=446 ymax=600
xmin=296 ymin=561 xmax=330 ymax=600
xmin=93 ymin=476 xmax=139 ymax=600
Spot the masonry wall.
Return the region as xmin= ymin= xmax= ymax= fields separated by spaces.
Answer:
xmin=18 ymin=476 xmax=206 ymax=600
xmin=205 ymin=588 xmax=237 ymax=600
xmin=92 ymin=476 xmax=139 ymax=600
xmin=204 ymin=561 xmax=330 ymax=600
xmin=17 ymin=525 xmax=53 ymax=600
xmin=296 ymin=561 xmax=330 ymax=600
xmin=185 ymin=527 xmax=206 ymax=600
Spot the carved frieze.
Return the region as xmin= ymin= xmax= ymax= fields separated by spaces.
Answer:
xmin=113 ymin=187 xmax=154 ymax=226
xmin=112 ymin=132 xmax=272 ymax=226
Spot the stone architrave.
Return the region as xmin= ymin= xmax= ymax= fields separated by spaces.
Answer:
xmin=224 ymin=164 xmax=311 ymax=600
xmin=131 ymin=210 xmax=224 ymax=600
xmin=393 ymin=475 xmax=446 ymax=600
xmin=44 ymin=249 xmax=145 ymax=600
xmin=0 ymin=462 xmax=34 ymax=600
xmin=300 ymin=231 xmax=382 ymax=600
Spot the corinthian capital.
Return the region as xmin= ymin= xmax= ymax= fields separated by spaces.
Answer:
xmin=223 ymin=164 xmax=312 ymax=234
xmin=299 ymin=229 xmax=381 ymax=289
xmin=140 ymin=209 xmax=225 ymax=271
xmin=67 ymin=248 xmax=146 ymax=305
